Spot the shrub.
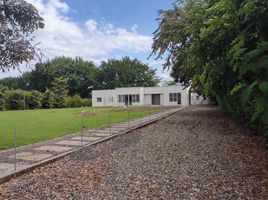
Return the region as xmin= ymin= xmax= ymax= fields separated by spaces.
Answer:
xmin=42 ymin=89 xmax=55 ymax=109
xmin=29 ymin=90 xmax=43 ymax=109
xmin=0 ymin=85 xmax=8 ymax=111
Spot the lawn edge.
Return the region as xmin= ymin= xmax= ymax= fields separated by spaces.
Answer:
xmin=0 ymin=106 xmax=187 ymax=184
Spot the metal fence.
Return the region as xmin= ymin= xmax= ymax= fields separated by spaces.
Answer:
xmin=0 ymin=106 xmax=164 ymax=177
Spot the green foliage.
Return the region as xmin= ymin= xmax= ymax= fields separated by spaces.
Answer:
xmin=0 ymin=56 xmax=159 ymax=98
xmin=42 ymin=89 xmax=55 ymax=109
xmin=65 ymin=95 xmax=91 ymax=108
xmin=0 ymin=85 xmax=90 ymax=111
xmin=0 ymin=85 xmax=8 ymax=111
xmin=0 ymin=0 xmax=44 ymax=70
xmin=5 ymin=90 xmax=25 ymax=110
xmin=51 ymin=77 xmax=68 ymax=108
xmin=97 ymin=57 xmax=160 ymax=89
xmin=29 ymin=90 xmax=43 ymax=109
xmin=152 ymin=0 xmax=268 ymax=136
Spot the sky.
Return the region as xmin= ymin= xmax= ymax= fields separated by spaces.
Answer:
xmin=1 ymin=0 xmax=175 ymax=82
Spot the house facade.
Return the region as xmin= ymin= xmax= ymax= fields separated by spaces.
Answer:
xmin=92 ymin=85 xmax=209 ymax=107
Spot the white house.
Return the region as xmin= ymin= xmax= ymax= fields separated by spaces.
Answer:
xmin=92 ymin=85 xmax=209 ymax=107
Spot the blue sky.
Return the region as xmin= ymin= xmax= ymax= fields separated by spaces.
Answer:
xmin=64 ymin=0 xmax=174 ymax=35
xmin=1 ymin=0 xmax=175 ymax=82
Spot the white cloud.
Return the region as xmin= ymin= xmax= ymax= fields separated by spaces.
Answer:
xmin=0 ymin=0 xmax=157 ymax=79
xmin=26 ymin=0 xmax=152 ymax=61
xmin=131 ymin=24 xmax=138 ymax=32
xmin=85 ymin=19 xmax=98 ymax=32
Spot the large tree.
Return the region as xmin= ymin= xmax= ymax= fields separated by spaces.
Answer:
xmin=97 ymin=57 xmax=160 ymax=89
xmin=0 ymin=0 xmax=44 ymax=71
xmin=152 ymin=0 xmax=268 ymax=135
xmin=47 ymin=57 xmax=98 ymax=97
xmin=28 ymin=57 xmax=98 ymax=98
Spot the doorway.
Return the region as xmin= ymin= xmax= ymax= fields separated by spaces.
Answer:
xmin=124 ymin=95 xmax=132 ymax=106
xmin=177 ymin=93 xmax=181 ymax=104
xmin=152 ymin=94 xmax=161 ymax=105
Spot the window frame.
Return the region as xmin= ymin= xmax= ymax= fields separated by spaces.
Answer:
xmin=169 ymin=93 xmax=177 ymax=102
xmin=131 ymin=94 xmax=140 ymax=103
xmin=118 ymin=95 xmax=125 ymax=103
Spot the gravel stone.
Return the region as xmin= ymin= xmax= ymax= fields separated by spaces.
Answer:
xmin=0 ymin=106 xmax=267 ymax=200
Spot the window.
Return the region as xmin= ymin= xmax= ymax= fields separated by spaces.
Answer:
xmin=169 ymin=93 xmax=178 ymax=102
xmin=169 ymin=93 xmax=181 ymax=104
xmin=196 ymin=96 xmax=200 ymax=100
xmin=108 ymin=97 xmax=114 ymax=102
xmin=118 ymin=95 xmax=125 ymax=103
xmin=131 ymin=94 xmax=140 ymax=102
xmin=97 ymin=97 xmax=102 ymax=102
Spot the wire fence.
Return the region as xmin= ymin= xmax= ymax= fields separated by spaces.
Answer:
xmin=0 ymin=106 xmax=174 ymax=177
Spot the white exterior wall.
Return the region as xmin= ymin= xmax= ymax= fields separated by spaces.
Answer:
xmin=144 ymin=85 xmax=189 ymax=106
xmin=92 ymin=85 xmax=191 ymax=107
xmin=92 ymin=90 xmax=117 ymax=107
xmin=191 ymin=93 xmax=210 ymax=105
xmin=144 ymin=94 xmax=151 ymax=105
xmin=116 ymin=87 xmax=144 ymax=106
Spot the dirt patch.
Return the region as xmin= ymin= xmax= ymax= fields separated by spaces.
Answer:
xmin=78 ymin=106 xmax=178 ymax=117
xmin=79 ymin=110 xmax=98 ymax=117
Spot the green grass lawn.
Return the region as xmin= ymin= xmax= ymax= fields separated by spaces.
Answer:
xmin=0 ymin=107 xmax=153 ymax=150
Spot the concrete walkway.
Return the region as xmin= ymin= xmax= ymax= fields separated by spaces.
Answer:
xmin=0 ymin=107 xmax=185 ymax=182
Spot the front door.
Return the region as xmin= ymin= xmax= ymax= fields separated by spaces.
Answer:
xmin=177 ymin=93 xmax=181 ymax=104
xmin=152 ymin=94 xmax=160 ymax=105
xmin=124 ymin=95 xmax=132 ymax=106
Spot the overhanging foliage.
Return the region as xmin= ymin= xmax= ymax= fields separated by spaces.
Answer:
xmin=152 ymin=0 xmax=268 ymax=136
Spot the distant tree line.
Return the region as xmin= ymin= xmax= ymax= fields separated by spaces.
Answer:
xmin=0 ymin=56 xmax=160 ymax=99
xmin=0 ymin=77 xmax=91 ymax=111
xmin=0 ymin=56 xmax=159 ymax=111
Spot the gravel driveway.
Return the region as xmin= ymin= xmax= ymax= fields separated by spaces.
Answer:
xmin=0 ymin=106 xmax=267 ymax=199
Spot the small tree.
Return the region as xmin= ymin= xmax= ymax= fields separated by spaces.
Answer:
xmin=51 ymin=77 xmax=68 ymax=108
xmin=7 ymin=90 xmax=24 ymax=110
xmin=29 ymin=90 xmax=42 ymax=109
xmin=0 ymin=85 xmax=8 ymax=110
xmin=42 ymin=89 xmax=55 ymax=109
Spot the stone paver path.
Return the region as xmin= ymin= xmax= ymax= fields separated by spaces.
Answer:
xmin=0 ymin=107 xmax=184 ymax=180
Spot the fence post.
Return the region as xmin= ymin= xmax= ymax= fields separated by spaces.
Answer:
xmin=128 ymin=109 xmax=130 ymax=129
xmin=109 ymin=113 xmax=112 ymax=135
xmin=14 ymin=127 xmax=17 ymax=171
xmin=140 ymin=110 xmax=142 ymax=125
xmin=81 ymin=119 xmax=83 ymax=146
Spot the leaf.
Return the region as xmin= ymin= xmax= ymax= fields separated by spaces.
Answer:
xmin=251 ymin=98 xmax=265 ymax=123
xmin=230 ymin=83 xmax=246 ymax=95
xmin=259 ymin=82 xmax=268 ymax=94
xmin=261 ymin=107 xmax=268 ymax=125
xmin=241 ymin=81 xmax=258 ymax=106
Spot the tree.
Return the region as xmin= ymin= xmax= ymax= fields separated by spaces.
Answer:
xmin=6 ymin=90 xmax=24 ymax=110
xmin=0 ymin=0 xmax=44 ymax=71
xmin=152 ymin=0 xmax=268 ymax=135
xmin=29 ymin=90 xmax=42 ymax=109
xmin=97 ymin=57 xmax=160 ymax=89
xmin=12 ymin=57 xmax=98 ymax=97
xmin=41 ymin=89 xmax=55 ymax=109
xmin=51 ymin=77 xmax=68 ymax=108
xmin=28 ymin=62 xmax=53 ymax=93
xmin=0 ymin=85 xmax=7 ymax=110
xmin=47 ymin=57 xmax=98 ymax=98
xmin=0 ymin=77 xmax=20 ymax=89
